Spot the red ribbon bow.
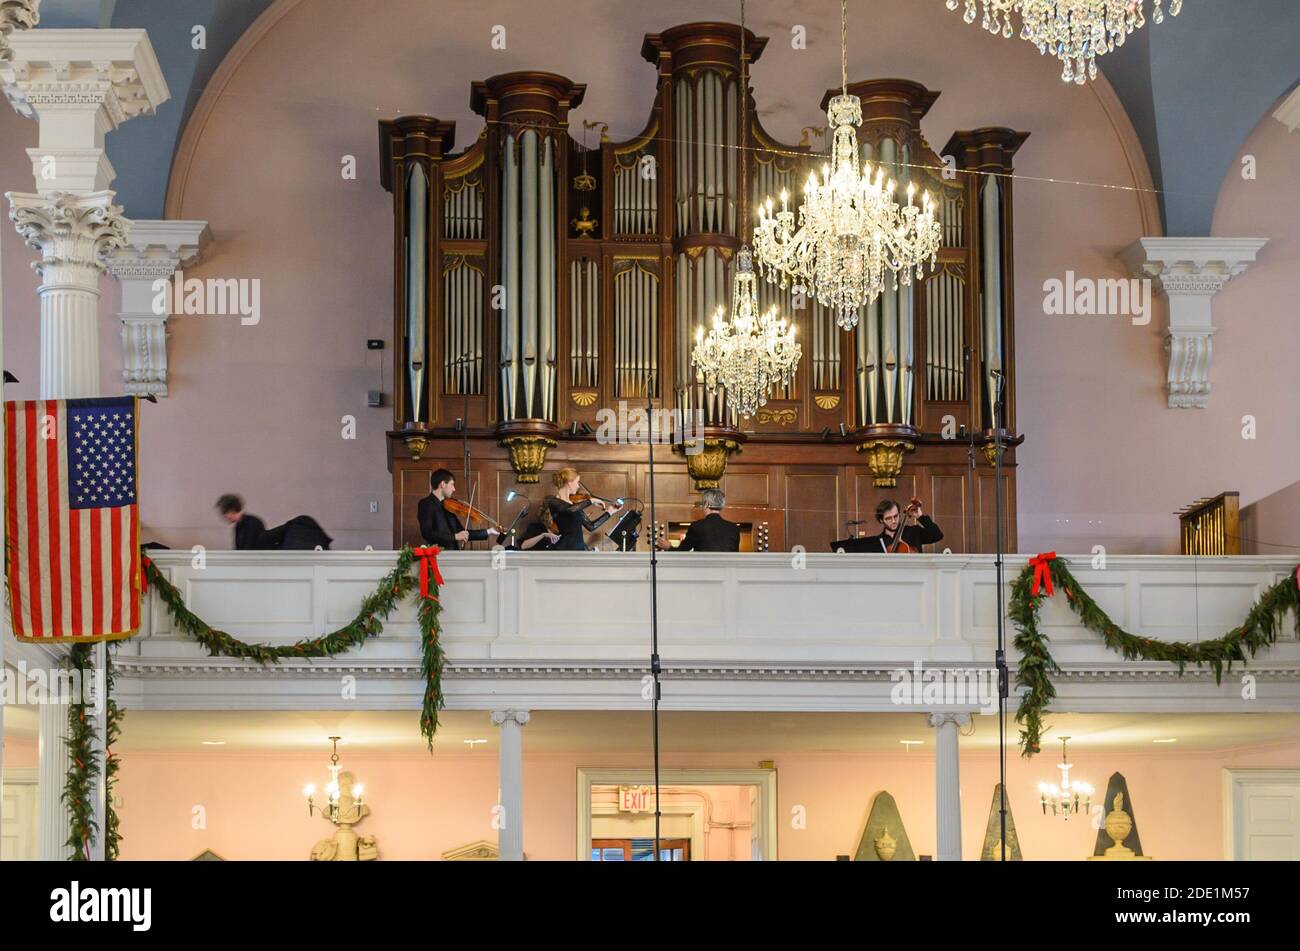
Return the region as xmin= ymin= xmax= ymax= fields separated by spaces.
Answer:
xmin=1029 ymin=552 xmax=1056 ymax=598
xmin=140 ymin=554 xmax=151 ymax=593
xmin=412 ymin=546 xmax=444 ymax=599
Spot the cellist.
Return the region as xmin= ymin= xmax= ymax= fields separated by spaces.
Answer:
xmin=865 ymin=498 xmax=944 ymax=553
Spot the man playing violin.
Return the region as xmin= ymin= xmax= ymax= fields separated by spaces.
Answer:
xmin=866 ymin=498 xmax=944 ymax=553
xmin=418 ymin=468 xmax=500 ymax=550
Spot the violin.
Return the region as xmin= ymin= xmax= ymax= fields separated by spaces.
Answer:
xmin=441 ymin=497 xmax=505 ymax=535
xmin=886 ymin=498 xmax=924 ymax=554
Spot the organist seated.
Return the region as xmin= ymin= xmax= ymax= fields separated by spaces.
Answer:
xmin=656 ymin=489 xmax=741 ymax=552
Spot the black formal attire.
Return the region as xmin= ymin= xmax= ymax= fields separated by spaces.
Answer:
xmin=418 ymin=494 xmax=488 ymax=550
xmin=543 ymin=497 xmax=611 ymax=551
xmin=507 ymin=521 xmax=555 ymax=552
xmin=860 ymin=515 xmax=944 ymax=553
xmin=674 ymin=512 xmax=741 ymax=552
xmin=234 ymin=513 xmax=332 ymax=551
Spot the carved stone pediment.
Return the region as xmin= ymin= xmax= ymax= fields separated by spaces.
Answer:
xmin=442 ymin=839 xmax=500 ymax=861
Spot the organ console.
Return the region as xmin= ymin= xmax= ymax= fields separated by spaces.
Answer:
xmin=380 ymin=22 xmax=1026 ymax=553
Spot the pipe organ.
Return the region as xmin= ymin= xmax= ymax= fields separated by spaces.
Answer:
xmin=381 ymin=23 xmax=1027 ymax=553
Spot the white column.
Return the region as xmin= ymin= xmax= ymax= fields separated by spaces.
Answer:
xmin=106 ymin=219 xmax=211 ymax=397
xmin=37 ymin=698 xmax=72 ymax=860
xmin=928 ymin=712 xmax=969 ymax=861
xmin=1120 ymin=237 xmax=1268 ymax=409
xmin=9 ymin=192 xmax=129 ymax=398
xmin=491 ymin=709 xmax=530 ymax=861
xmin=2 ymin=28 xmax=169 ymax=398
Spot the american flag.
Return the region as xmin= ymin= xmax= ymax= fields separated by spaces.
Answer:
xmin=4 ymin=396 xmax=141 ymax=642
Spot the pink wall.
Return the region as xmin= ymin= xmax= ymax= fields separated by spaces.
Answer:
xmin=1 ymin=736 xmax=37 ymax=770
xmin=114 ymin=740 xmax=1300 ymax=860
xmin=1 ymin=2 xmax=1295 ymax=556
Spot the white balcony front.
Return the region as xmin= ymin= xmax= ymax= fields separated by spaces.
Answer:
xmin=73 ymin=551 xmax=1297 ymax=716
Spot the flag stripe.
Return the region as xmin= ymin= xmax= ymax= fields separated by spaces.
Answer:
xmin=44 ymin=402 xmax=63 ymax=635
xmin=70 ymin=507 xmax=83 ymax=636
xmin=56 ymin=408 xmax=73 ymax=633
xmin=89 ymin=506 xmax=102 ymax=637
xmin=23 ymin=402 xmax=43 ymax=637
xmin=110 ymin=503 xmax=122 ymax=633
xmin=5 ymin=401 xmax=23 ymax=637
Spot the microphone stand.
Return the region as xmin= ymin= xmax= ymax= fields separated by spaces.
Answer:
xmin=504 ymin=503 xmax=529 ymax=549
xmin=991 ymin=369 xmax=1008 ymax=863
xmin=643 ymin=372 xmax=662 ymax=860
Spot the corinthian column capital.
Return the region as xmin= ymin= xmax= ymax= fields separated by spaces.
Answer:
xmin=8 ymin=189 xmax=129 ymax=279
xmin=0 ymin=1 xmax=40 ymax=62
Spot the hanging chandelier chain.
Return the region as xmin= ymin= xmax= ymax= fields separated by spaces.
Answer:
xmin=840 ymin=0 xmax=848 ymax=95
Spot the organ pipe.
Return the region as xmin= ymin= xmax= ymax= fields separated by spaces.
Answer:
xmin=405 ymin=163 xmax=429 ymax=424
xmin=981 ymin=176 xmax=1004 ymax=429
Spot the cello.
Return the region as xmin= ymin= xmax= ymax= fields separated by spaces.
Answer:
xmin=885 ymin=498 xmax=925 ymax=554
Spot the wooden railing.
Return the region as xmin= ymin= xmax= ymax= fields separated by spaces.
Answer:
xmin=1178 ymin=492 xmax=1240 ymax=555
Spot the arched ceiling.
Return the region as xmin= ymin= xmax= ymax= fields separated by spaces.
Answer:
xmin=31 ymin=0 xmax=1300 ymax=232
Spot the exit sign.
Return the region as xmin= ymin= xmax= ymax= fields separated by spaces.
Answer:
xmin=618 ymin=785 xmax=652 ymax=813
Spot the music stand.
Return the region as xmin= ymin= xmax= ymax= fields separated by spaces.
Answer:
xmin=607 ymin=509 xmax=642 ymax=552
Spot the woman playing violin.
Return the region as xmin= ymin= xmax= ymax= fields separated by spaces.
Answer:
xmin=544 ymin=467 xmax=622 ymax=551
xmin=418 ymin=468 xmax=501 ymax=550
xmin=867 ymin=498 xmax=944 ymax=553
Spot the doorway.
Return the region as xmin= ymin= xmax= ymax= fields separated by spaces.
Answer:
xmin=577 ymin=768 xmax=778 ymax=861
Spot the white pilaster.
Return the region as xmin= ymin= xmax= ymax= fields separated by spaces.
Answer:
xmin=928 ymin=711 xmax=969 ymax=861
xmin=37 ymin=697 xmax=72 ymax=860
xmin=491 ymin=708 xmax=530 ymax=861
xmin=1120 ymin=237 xmax=1268 ymax=409
xmin=106 ymin=219 xmax=210 ymax=396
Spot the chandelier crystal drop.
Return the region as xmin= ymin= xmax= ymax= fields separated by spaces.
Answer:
xmin=691 ymin=248 xmax=801 ymax=419
xmin=1038 ymin=736 xmax=1093 ymax=819
xmin=946 ymin=0 xmax=1184 ymax=85
xmin=752 ymin=0 xmax=942 ymax=328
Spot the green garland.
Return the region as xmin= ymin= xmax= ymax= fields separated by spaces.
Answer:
xmin=1011 ymin=556 xmax=1300 ymax=758
xmin=140 ymin=545 xmax=446 ymax=747
xmin=64 ymin=643 xmax=98 ymax=861
xmin=105 ymin=647 xmax=122 ymax=861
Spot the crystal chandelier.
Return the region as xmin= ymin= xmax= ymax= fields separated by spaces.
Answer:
xmin=752 ymin=0 xmax=942 ymax=329
xmin=690 ymin=0 xmax=801 ymax=419
xmin=692 ymin=248 xmax=800 ymax=418
xmin=1038 ymin=736 xmax=1093 ymax=818
xmin=947 ymin=0 xmax=1184 ymax=85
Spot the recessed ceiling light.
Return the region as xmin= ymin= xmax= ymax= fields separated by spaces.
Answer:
xmin=201 ymin=740 xmax=226 ymax=746
xmin=1152 ymin=738 xmax=1177 ymax=744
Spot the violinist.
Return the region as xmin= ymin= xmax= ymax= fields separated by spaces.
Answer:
xmin=418 ymin=469 xmax=500 ymax=550
xmin=865 ymin=498 xmax=943 ymax=553
xmin=544 ymin=467 xmax=621 ymax=551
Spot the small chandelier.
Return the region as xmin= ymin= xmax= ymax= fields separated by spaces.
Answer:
xmin=692 ymin=248 xmax=800 ymax=418
xmin=691 ymin=0 xmax=801 ymax=419
xmin=752 ymin=0 xmax=942 ymax=328
xmin=1038 ymin=736 xmax=1093 ymax=818
xmin=303 ymin=736 xmax=365 ymax=821
xmin=946 ymin=0 xmax=1184 ymax=85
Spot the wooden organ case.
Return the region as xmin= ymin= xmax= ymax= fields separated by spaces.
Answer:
xmin=380 ymin=22 xmax=1027 ymax=553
